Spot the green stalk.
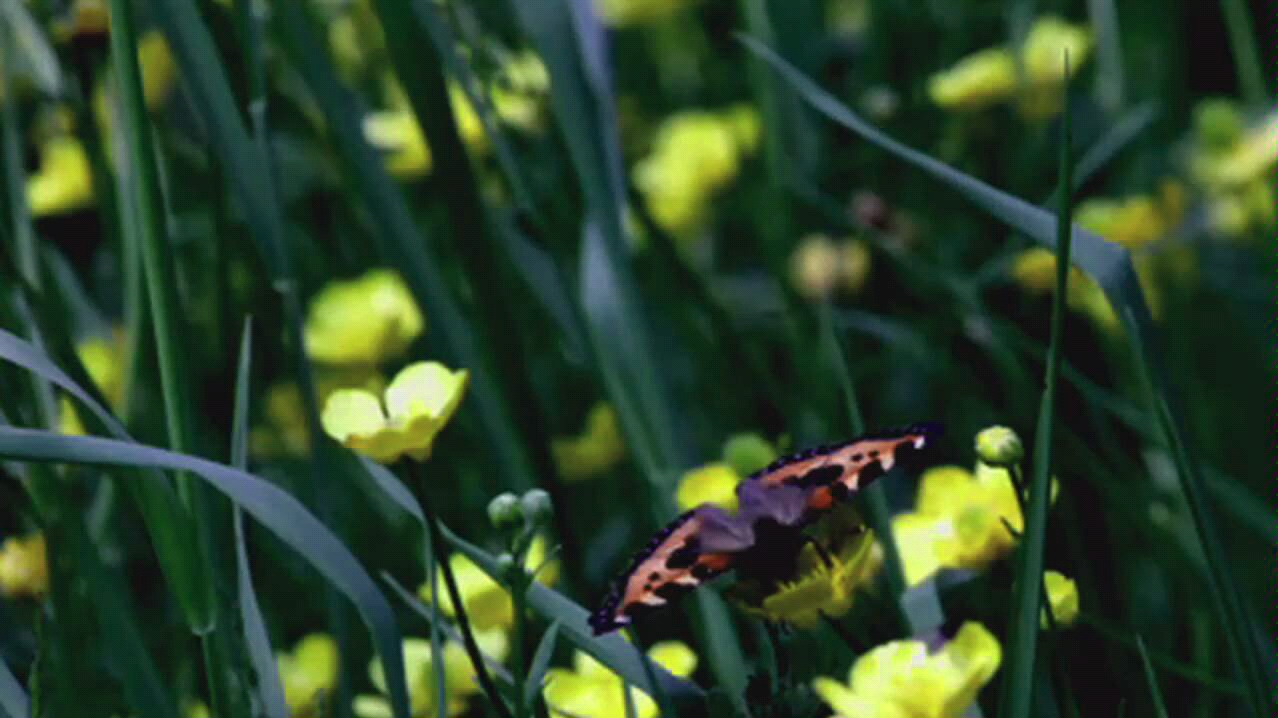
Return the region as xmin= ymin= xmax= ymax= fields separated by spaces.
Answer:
xmin=411 ymin=464 xmax=513 ymax=718
xmin=1219 ymin=0 xmax=1266 ymax=107
xmin=105 ymin=1 xmax=238 ymax=716
xmin=510 ymin=563 xmax=529 ymax=718
xmin=1136 ymin=635 xmax=1171 ymax=718
xmin=997 ymin=59 xmax=1074 ymax=718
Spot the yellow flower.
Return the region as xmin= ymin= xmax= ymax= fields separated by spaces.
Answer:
xmin=551 ymin=403 xmax=627 ymax=481
xmin=305 ymin=269 xmax=424 ymax=366
xmin=893 ymin=463 xmax=1027 ymax=586
xmin=674 ymin=463 xmax=741 ymax=512
xmin=51 ymin=0 xmax=109 ymax=42
xmin=543 ymin=641 xmax=697 ymax=718
xmin=1076 ymin=196 xmax=1168 ymax=249
xmin=490 ymin=51 xmax=551 ymax=132
xmin=1042 ymin=570 xmax=1079 ymax=628
xmin=59 ymin=332 xmax=127 ymax=436
xmin=1010 ymin=245 xmax=1167 ymax=332
xmin=250 ymin=368 xmax=386 ymax=458
xmin=1188 ymin=107 xmax=1278 ymax=237
xmin=26 ymin=136 xmax=93 ymax=217
xmin=419 ymin=536 xmax=559 ymax=631
xmin=593 ymin=0 xmax=689 ymax=27
xmin=0 ymin=533 xmax=49 ymax=598
xmin=363 ymin=79 xmax=487 ymax=178
xmin=321 ymin=361 xmax=468 ymax=463
xmin=354 ymin=631 xmax=509 ymax=718
xmin=736 ymin=528 xmax=883 ymax=628
xmin=278 ymin=634 xmax=339 ymax=716
xmin=633 ymin=105 xmax=760 ymax=238
xmin=812 ymin=622 xmax=1001 ymax=718
xmin=927 ymin=49 xmax=1017 ymax=111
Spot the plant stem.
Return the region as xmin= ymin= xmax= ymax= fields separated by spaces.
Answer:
xmin=410 ymin=463 xmax=513 ymax=718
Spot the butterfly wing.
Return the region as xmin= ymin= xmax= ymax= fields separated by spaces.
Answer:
xmin=589 ymin=507 xmax=739 ymax=635
xmin=740 ymin=422 xmax=941 ymax=523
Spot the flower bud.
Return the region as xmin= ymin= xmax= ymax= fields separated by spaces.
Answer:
xmin=487 ymin=492 xmax=523 ymax=530
xmin=520 ymin=489 xmax=553 ymax=527
xmin=1194 ymin=98 xmax=1242 ymax=150
xmin=495 ymin=552 xmax=519 ymax=583
xmin=974 ymin=425 xmax=1023 ymax=466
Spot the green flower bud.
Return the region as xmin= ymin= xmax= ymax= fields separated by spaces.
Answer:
xmin=722 ymin=433 xmax=777 ymax=476
xmin=520 ymin=489 xmax=553 ymax=526
xmin=487 ymin=492 xmax=523 ymax=530
xmin=974 ymin=425 xmax=1023 ymax=467
xmin=495 ymin=552 xmax=519 ymax=583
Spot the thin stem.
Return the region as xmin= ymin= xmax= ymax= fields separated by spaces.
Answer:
xmin=410 ymin=463 xmax=513 ymax=718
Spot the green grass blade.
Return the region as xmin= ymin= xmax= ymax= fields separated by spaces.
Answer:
xmin=1135 ymin=635 xmax=1171 ymax=718
xmin=999 ymin=66 xmax=1074 ymax=718
xmin=1219 ymin=0 xmax=1266 ymax=107
xmin=0 ymin=0 xmax=62 ymax=97
xmin=0 ymin=426 xmax=413 ymax=718
xmin=230 ymin=320 xmax=290 ymax=718
xmin=0 ymin=654 xmax=27 ymax=718
xmin=524 ymin=620 xmax=561 ymax=708
xmin=274 ymin=2 xmax=538 ymax=494
xmin=741 ymin=38 xmax=1271 ymax=715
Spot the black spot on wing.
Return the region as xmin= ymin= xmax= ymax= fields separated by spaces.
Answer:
xmin=654 ymin=582 xmax=687 ymax=602
xmin=787 ymin=464 xmax=845 ymax=489
xmin=859 ymin=460 xmax=885 ymax=486
xmin=664 ymin=537 xmax=701 ymax=570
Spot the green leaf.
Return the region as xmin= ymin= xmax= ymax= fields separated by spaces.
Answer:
xmin=524 ymin=621 xmax=561 ymax=709
xmin=0 ymin=0 xmax=62 ymax=96
xmin=1000 ymin=77 xmax=1074 ymax=718
xmin=230 ymin=320 xmax=290 ymax=718
xmin=1135 ymin=635 xmax=1171 ymax=718
xmin=0 ymin=654 xmax=28 ymax=718
xmin=739 ymin=36 xmax=1272 ymax=716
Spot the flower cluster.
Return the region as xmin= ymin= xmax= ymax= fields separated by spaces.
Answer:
xmin=812 ymin=622 xmax=1002 ymax=718
xmin=633 ymin=105 xmax=761 ymax=239
xmin=354 ymin=631 xmax=510 ymax=718
xmin=543 ymin=641 xmax=698 ymax=718
xmin=928 ymin=16 xmax=1092 ymax=118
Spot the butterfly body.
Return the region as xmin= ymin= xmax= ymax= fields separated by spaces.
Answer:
xmin=589 ymin=422 xmax=941 ymax=635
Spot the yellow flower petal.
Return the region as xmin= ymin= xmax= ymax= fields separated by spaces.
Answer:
xmin=278 ymin=634 xmax=339 ymax=716
xmin=305 ymin=269 xmax=425 ymax=366
xmin=0 ymin=533 xmax=49 ymax=598
xmin=648 ymin=642 xmax=698 ymax=678
xmin=928 ymin=48 xmax=1017 ymax=111
xmin=675 ymin=462 xmax=741 ymax=512
xmin=1042 ymin=570 xmax=1079 ymax=627
xmin=27 ymin=136 xmax=93 ymax=217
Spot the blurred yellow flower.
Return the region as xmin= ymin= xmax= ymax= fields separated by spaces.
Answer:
xmin=790 ymin=234 xmax=874 ymax=300
xmin=354 ymin=631 xmax=509 ymax=718
xmin=1042 ymin=570 xmax=1079 ymax=628
xmin=543 ymin=641 xmax=697 ymax=718
xmin=250 ymin=368 xmax=386 ymax=458
xmin=1188 ymin=104 xmax=1278 ymax=238
xmin=305 ymin=269 xmax=424 ymax=366
xmin=93 ymin=32 xmax=179 ymax=136
xmin=0 ymin=533 xmax=48 ymax=599
xmin=419 ymin=536 xmax=559 ymax=631
xmin=893 ymin=462 xmax=1041 ymax=586
xmin=1076 ymin=196 xmax=1172 ymax=250
xmin=633 ymin=105 xmax=760 ymax=238
xmin=27 ymin=136 xmax=93 ymax=217
xmin=928 ymin=49 xmax=1017 ymax=111
xmin=364 ymin=53 xmax=548 ymax=179
xmin=551 ymin=403 xmax=627 ymax=481
xmin=59 ymin=332 xmax=127 ymax=436
xmin=739 ymin=529 xmax=882 ymax=628
xmin=51 ymin=0 xmax=109 ymax=43
xmin=675 ymin=462 xmax=741 ymax=512
xmin=812 ymin=622 xmax=1001 ymax=718
xmin=929 ymin=17 xmax=1092 ymax=118
xmin=278 ymin=634 xmax=340 ymax=716
xmin=321 ymin=361 xmax=468 ymax=463
xmin=593 ymin=0 xmax=689 ymax=27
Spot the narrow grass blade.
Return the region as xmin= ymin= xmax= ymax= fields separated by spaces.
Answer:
xmin=524 ymin=621 xmax=561 ymax=708
xmin=740 ymin=37 xmax=1271 ymax=715
xmin=1135 ymin=635 xmax=1171 ymax=718
xmin=0 ymin=0 xmax=62 ymax=96
xmin=230 ymin=320 xmax=290 ymax=718
xmin=0 ymin=427 xmax=412 ymax=718
xmin=1219 ymin=0 xmax=1266 ymax=107
xmin=0 ymin=654 xmax=27 ymax=718
xmin=274 ymin=2 xmax=538 ymax=494
xmin=999 ymin=68 xmax=1074 ymax=718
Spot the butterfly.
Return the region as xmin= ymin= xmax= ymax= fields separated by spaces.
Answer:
xmin=589 ymin=423 xmax=941 ymax=635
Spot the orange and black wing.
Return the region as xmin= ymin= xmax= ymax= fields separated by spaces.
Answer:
xmin=589 ymin=507 xmax=737 ymax=635
xmin=740 ymin=422 xmax=942 ymax=522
